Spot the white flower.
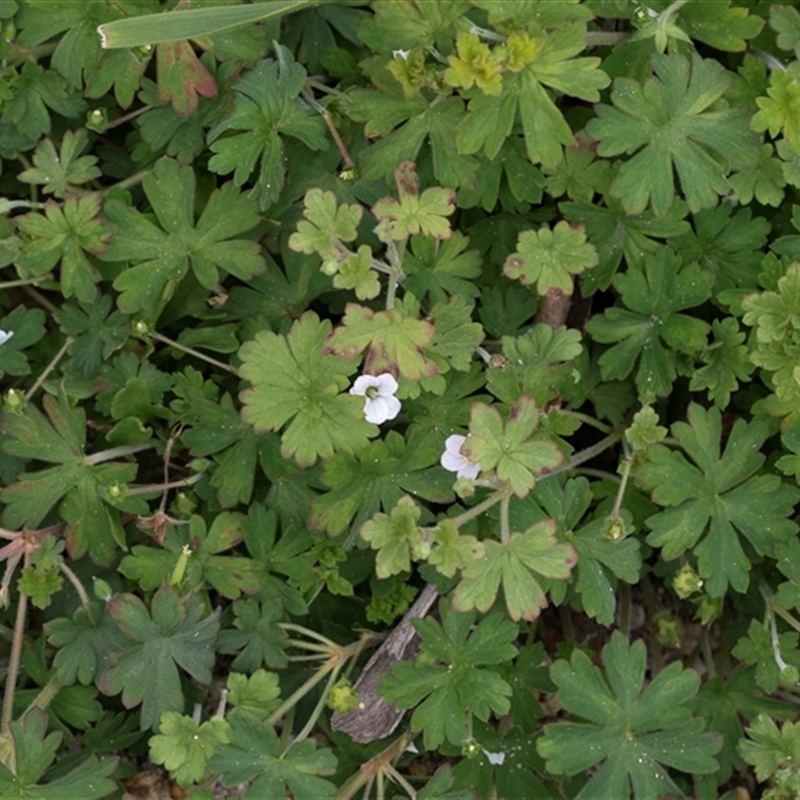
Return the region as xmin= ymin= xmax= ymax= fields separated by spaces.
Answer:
xmin=350 ymin=373 xmax=401 ymax=424
xmin=440 ymin=434 xmax=481 ymax=480
xmin=392 ymin=49 xmax=411 ymax=60
xmin=0 ymin=330 xmax=13 ymax=346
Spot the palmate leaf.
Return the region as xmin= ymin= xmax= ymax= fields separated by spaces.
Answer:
xmin=359 ymin=495 xmax=424 ymax=579
xmin=118 ymin=512 xmax=261 ymax=600
xmin=463 ymin=397 xmax=563 ymax=498
xmin=456 ymin=22 xmax=609 ymax=168
xmin=101 ymin=157 xmax=265 ymax=313
xmin=537 ymin=632 xmax=720 ymax=800
xmin=372 ymin=161 xmax=456 ymax=241
xmin=586 ymin=247 xmax=712 ymax=403
xmin=453 ymin=520 xmax=577 ymax=622
xmin=309 ymin=429 xmax=453 ymax=538
xmin=149 ymin=712 xmax=230 ymax=787
xmin=15 ymin=193 xmax=114 ymax=303
xmin=45 ymin=601 xmax=130 ymax=686
xmin=239 ymin=310 xmax=375 ymax=467
xmin=503 ymin=220 xmax=598 ymax=296
xmin=0 ymin=709 xmax=117 ymax=799
xmin=207 ymin=45 xmax=327 ymax=210
xmin=560 ymin=193 xmax=691 ymax=293
xmin=1 ymin=61 xmax=85 ymax=143
xmin=0 ymin=393 xmax=141 ymax=564
xmin=528 ymin=478 xmax=642 ymax=626
xmin=347 ymin=91 xmax=478 ymax=190
xmin=324 ymin=302 xmax=438 ymax=381
xmin=639 ymin=403 xmax=800 ymax=596
xmin=586 ymin=53 xmax=760 ymax=217
xmin=378 ymin=599 xmax=517 ymax=750
xmin=667 ymin=203 xmax=770 ymax=292
xmin=17 ymin=128 xmax=101 ymax=197
xmin=99 ymin=587 xmax=220 ymax=731
xmin=208 ymin=716 xmax=337 ymax=800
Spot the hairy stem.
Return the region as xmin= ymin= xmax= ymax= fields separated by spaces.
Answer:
xmin=151 ymin=331 xmax=238 ymax=374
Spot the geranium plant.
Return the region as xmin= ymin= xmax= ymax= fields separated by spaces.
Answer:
xmin=1 ymin=1 xmax=800 ymax=799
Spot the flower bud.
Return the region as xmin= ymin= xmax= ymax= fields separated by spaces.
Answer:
xmin=93 ymin=577 xmax=112 ymax=602
xmin=672 ymin=565 xmax=703 ymax=599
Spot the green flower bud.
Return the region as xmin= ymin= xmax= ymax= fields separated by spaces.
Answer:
xmin=695 ymin=594 xmax=722 ymax=626
xmin=327 ymin=678 xmax=362 ymax=713
xmin=131 ymin=317 xmax=152 ymax=337
xmin=169 ymin=544 xmax=192 ymax=587
xmin=411 ymin=538 xmax=431 ymax=561
xmin=4 ymin=388 xmax=24 ymax=413
xmin=781 ymin=665 xmax=799 ymax=685
xmin=104 ymin=482 xmax=128 ymax=502
xmin=86 ymin=108 xmax=108 ymax=133
xmin=461 ymin=739 xmax=481 ymax=759
xmin=655 ymin=613 xmax=682 ymax=648
xmin=320 ymin=258 xmax=339 ymax=276
xmin=672 ymin=565 xmax=703 ymax=599
xmin=601 ymin=515 xmax=627 ymax=541
xmin=92 ymin=576 xmax=112 ymax=602
xmin=172 ymin=492 xmax=196 ymax=517
xmin=453 ymin=477 xmax=475 ymax=499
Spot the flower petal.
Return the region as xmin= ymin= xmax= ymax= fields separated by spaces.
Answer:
xmin=381 ymin=394 xmax=401 ymax=421
xmin=0 ymin=330 xmax=13 ymax=346
xmin=364 ymin=396 xmax=390 ymax=424
xmin=350 ymin=374 xmax=380 ymax=396
xmin=375 ymin=373 xmax=399 ymax=395
xmin=457 ymin=461 xmax=481 ymax=480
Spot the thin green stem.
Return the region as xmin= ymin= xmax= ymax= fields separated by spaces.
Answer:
xmin=101 ymin=105 xmax=151 ymax=132
xmin=290 ymin=663 xmax=343 ymax=747
xmin=21 ymin=284 xmax=57 ymax=313
xmin=86 ymin=442 xmax=154 ymax=465
xmin=21 ymin=673 xmax=63 ymax=720
xmin=384 ymin=764 xmax=417 ymax=800
xmin=558 ymin=410 xmax=613 ymax=434
xmin=267 ymin=661 xmax=336 ymax=726
xmin=447 ymin=487 xmax=509 ymax=529
xmin=150 ymin=331 xmax=237 ymax=374
xmin=540 ymin=431 xmax=624 ymax=481
xmin=0 ymin=275 xmax=51 ymax=289
xmin=58 ymin=562 xmax=90 ymax=609
xmin=306 ymin=78 xmax=350 ymax=101
xmin=2 ymin=576 xmax=28 ymax=736
xmin=284 ymin=638 xmax=332 ymax=654
xmin=700 ymin=627 xmax=716 ymax=680
xmin=6 ymin=41 xmax=57 ymax=65
xmin=113 ymin=168 xmax=151 ymax=193
xmin=610 ymin=457 xmax=633 ymax=518
xmin=302 ymin=85 xmax=353 ymax=168
xmin=25 ymin=337 xmax=72 ymax=402
xmin=127 ymin=473 xmax=203 ymax=496
xmin=772 ymin=603 xmax=800 ymax=636
xmin=662 ymin=0 xmax=690 ymax=18
xmin=0 ymin=200 xmax=46 ymax=214
xmin=280 ymin=622 xmax=339 ymax=649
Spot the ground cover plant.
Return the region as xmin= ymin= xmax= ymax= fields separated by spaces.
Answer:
xmin=2 ymin=0 xmax=800 ymax=798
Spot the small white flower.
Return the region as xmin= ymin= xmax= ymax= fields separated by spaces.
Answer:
xmin=350 ymin=373 xmax=401 ymax=425
xmin=393 ymin=49 xmax=411 ymax=60
xmin=0 ymin=330 xmax=12 ymax=346
xmin=440 ymin=434 xmax=481 ymax=480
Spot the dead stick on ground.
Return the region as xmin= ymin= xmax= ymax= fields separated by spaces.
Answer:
xmin=331 ymin=583 xmax=440 ymax=743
